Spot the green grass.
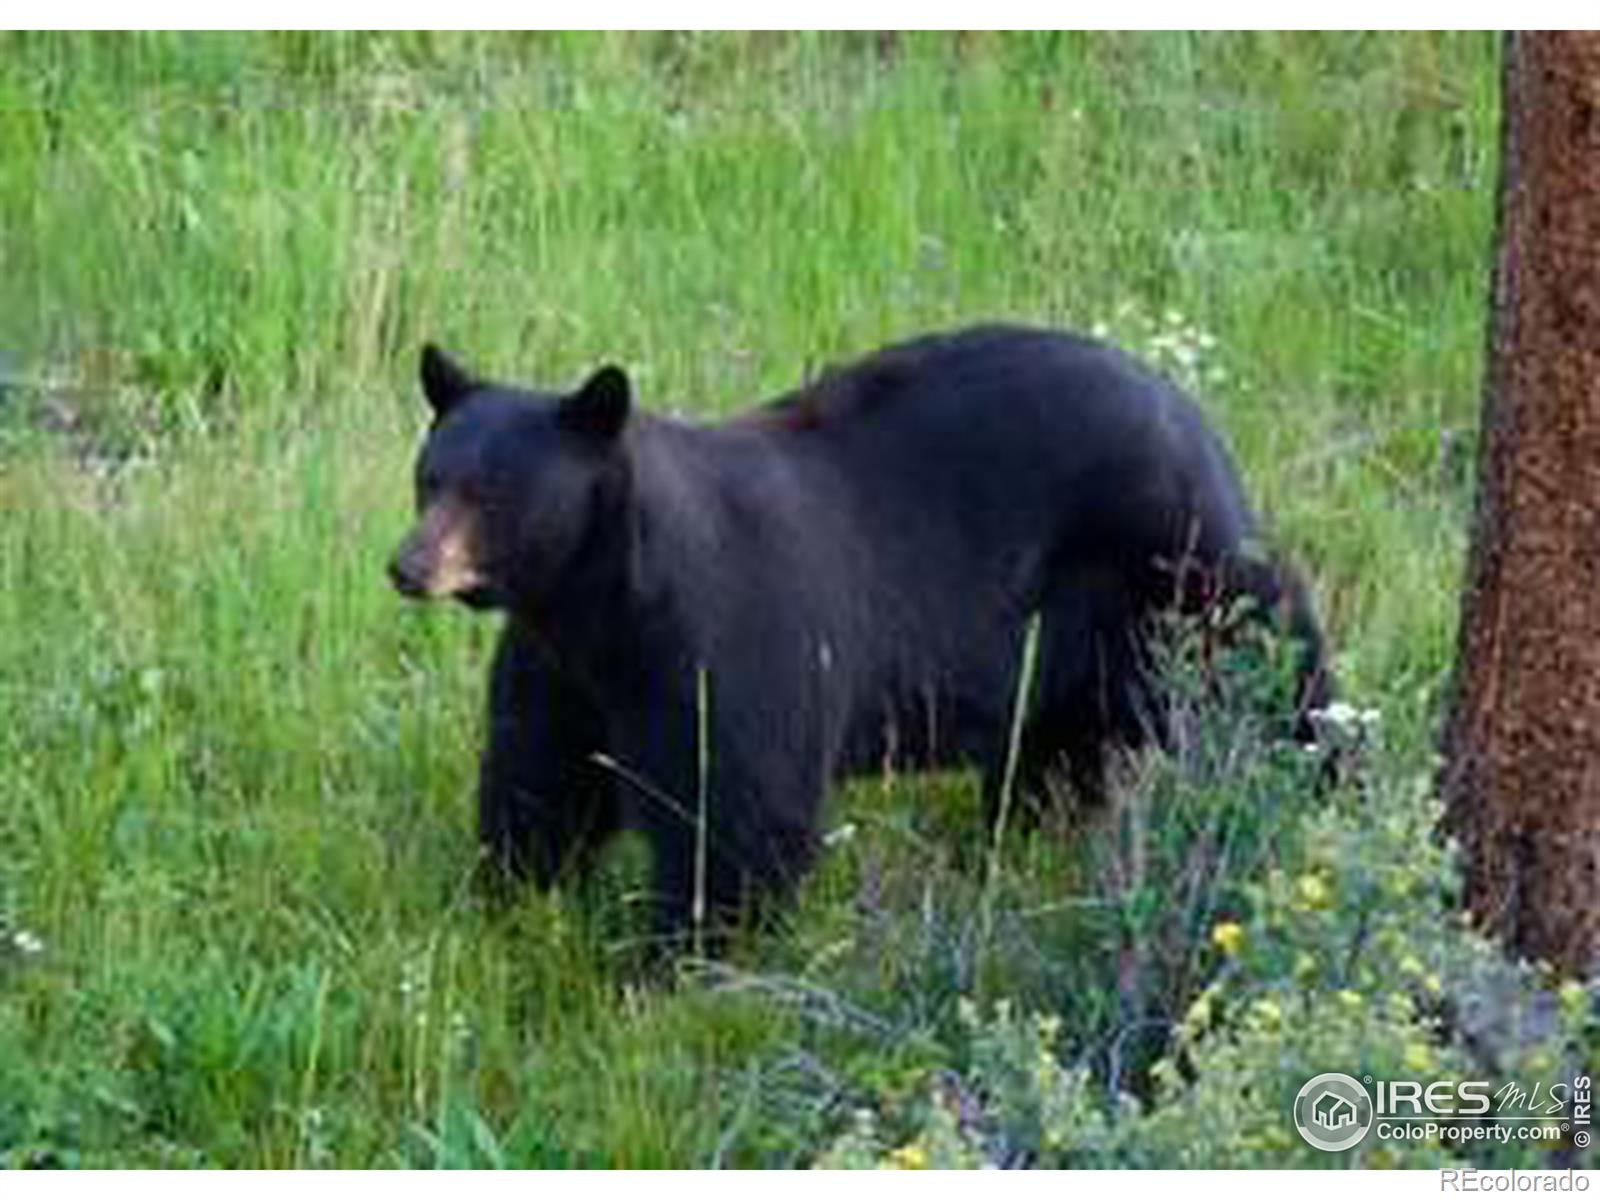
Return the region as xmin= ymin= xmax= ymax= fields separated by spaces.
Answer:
xmin=0 ymin=32 xmax=1523 ymax=1167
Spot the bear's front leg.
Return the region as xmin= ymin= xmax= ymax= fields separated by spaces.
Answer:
xmin=641 ymin=808 xmax=819 ymax=959
xmin=607 ymin=681 xmax=824 ymax=957
xmin=478 ymin=625 xmax=618 ymax=897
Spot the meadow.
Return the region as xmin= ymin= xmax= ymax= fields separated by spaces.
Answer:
xmin=1 ymin=32 xmax=1588 ymax=1168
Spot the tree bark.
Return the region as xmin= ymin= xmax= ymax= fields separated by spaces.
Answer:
xmin=1442 ymin=32 xmax=1600 ymax=976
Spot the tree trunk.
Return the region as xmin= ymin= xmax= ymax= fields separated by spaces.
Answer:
xmin=1442 ymin=32 xmax=1600 ymax=976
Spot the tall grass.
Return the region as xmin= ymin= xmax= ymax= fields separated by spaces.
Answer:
xmin=0 ymin=32 xmax=1504 ymax=1166
xmin=980 ymin=610 xmax=1043 ymax=950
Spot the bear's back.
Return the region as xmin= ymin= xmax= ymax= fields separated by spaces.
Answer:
xmin=749 ymin=324 xmax=1120 ymax=433
xmin=726 ymin=324 xmax=1253 ymax=559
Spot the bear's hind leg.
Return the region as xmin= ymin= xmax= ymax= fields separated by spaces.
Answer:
xmin=982 ymin=582 xmax=1160 ymax=840
xmin=981 ymin=708 xmax=1111 ymax=840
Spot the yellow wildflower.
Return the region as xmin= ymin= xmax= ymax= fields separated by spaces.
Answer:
xmin=1210 ymin=920 xmax=1246 ymax=957
xmin=1250 ymin=997 xmax=1282 ymax=1030
xmin=1296 ymin=873 xmax=1332 ymax=910
xmin=887 ymin=1143 xmax=928 ymax=1170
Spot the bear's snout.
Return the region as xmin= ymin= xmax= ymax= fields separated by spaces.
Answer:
xmin=388 ymin=497 xmax=489 ymax=602
xmin=388 ymin=546 xmax=431 ymax=598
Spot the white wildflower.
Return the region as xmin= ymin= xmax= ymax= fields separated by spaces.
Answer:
xmin=823 ymin=822 xmax=858 ymax=848
xmin=1311 ymin=701 xmax=1382 ymax=734
xmin=11 ymin=929 xmax=43 ymax=956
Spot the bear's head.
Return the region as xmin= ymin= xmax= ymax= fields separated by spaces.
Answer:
xmin=388 ymin=344 xmax=633 ymax=613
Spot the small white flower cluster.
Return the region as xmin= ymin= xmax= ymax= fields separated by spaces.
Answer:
xmin=5 ymin=927 xmax=44 ymax=958
xmin=397 ymin=954 xmax=474 ymax=1053
xmin=1147 ymin=313 xmax=1224 ymax=392
xmin=1309 ymin=701 xmax=1383 ymax=753
xmin=1090 ymin=302 xmax=1228 ymax=395
xmin=1312 ymin=701 xmax=1382 ymax=733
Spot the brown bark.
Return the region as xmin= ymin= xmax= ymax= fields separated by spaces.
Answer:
xmin=1443 ymin=32 xmax=1600 ymax=975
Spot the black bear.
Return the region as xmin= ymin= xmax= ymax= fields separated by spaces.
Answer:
xmin=389 ymin=324 xmax=1330 ymax=946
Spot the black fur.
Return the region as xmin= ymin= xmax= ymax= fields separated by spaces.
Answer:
xmin=391 ymin=325 xmax=1332 ymax=947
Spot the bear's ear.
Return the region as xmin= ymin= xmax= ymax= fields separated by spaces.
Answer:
xmin=419 ymin=344 xmax=478 ymax=417
xmin=559 ymin=365 xmax=632 ymax=441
